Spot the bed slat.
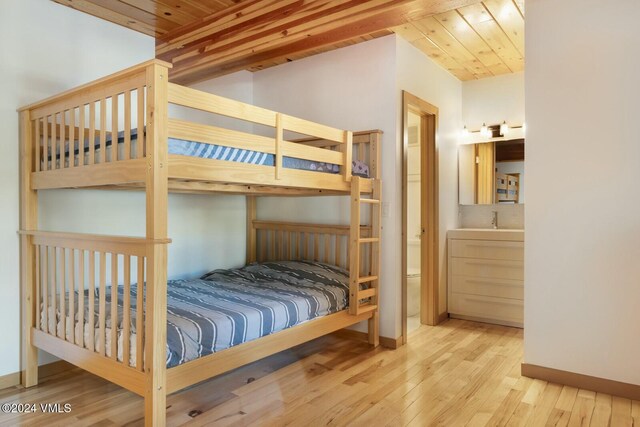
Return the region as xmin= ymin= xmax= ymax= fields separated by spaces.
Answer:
xmin=88 ymin=251 xmax=96 ymax=352
xmin=99 ymin=252 xmax=106 ymax=356
xmin=112 ymin=95 xmax=119 ymax=162
xmin=35 ymin=244 xmax=40 ymax=331
xmin=69 ymin=249 xmax=75 ymax=344
xmin=137 ymin=86 xmax=144 ymax=160
xmin=89 ymin=102 xmax=96 ymax=166
xmin=275 ymin=113 xmax=283 ymax=180
xmin=78 ymin=104 xmax=87 ymax=166
xmin=69 ymin=109 xmax=75 ymax=169
xmin=124 ymin=91 xmax=131 ymax=160
xmin=78 ymin=105 xmax=85 ymax=167
xmin=34 ymin=119 xmax=40 ymax=173
xmin=51 ymin=247 xmax=58 ymax=336
xmin=136 ymin=256 xmax=144 ymax=371
xmin=123 ymin=255 xmax=131 ymax=367
xmin=78 ymin=250 xmax=85 ymax=349
xmin=111 ymin=253 xmax=118 ymax=360
xmin=302 ymin=233 xmax=308 ymax=260
xmin=51 ymin=114 xmax=57 ymax=170
xmin=43 ymin=116 xmax=49 ymax=171
xmin=60 ymin=112 xmax=66 ymax=170
xmin=42 ymin=246 xmax=48 ymax=332
xmin=100 ymin=99 xmax=106 ymax=164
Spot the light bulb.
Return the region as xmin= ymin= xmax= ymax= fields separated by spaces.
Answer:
xmin=500 ymin=121 xmax=509 ymax=135
xmin=480 ymin=123 xmax=489 ymax=137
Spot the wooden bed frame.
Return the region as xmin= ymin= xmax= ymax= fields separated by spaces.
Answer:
xmin=18 ymin=60 xmax=382 ymax=426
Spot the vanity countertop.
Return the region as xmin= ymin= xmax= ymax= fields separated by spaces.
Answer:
xmin=448 ymin=228 xmax=524 ymax=241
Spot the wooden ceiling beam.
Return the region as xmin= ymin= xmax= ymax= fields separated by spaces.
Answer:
xmin=157 ymin=0 xmax=485 ymax=84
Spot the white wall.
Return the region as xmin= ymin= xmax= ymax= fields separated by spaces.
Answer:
xmin=462 ymin=72 xmax=525 ymax=131
xmin=525 ymin=0 xmax=640 ymax=384
xmin=0 ymin=1 xmax=250 ymax=377
xmin=396 ymin=36 xmax=462 ymax=316
xmin=253 ymin=36 xmax=399 ymax=338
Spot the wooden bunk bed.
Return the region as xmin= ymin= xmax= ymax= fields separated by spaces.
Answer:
xmin=17 ymin=60 xmax=382 ymax=426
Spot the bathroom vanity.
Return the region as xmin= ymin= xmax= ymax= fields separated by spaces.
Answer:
xmin=447 ymin=228 xmax=524 ymax=328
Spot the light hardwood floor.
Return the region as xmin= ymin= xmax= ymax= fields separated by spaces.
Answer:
xmin=1 ymin=319 xmax=638 ymax=426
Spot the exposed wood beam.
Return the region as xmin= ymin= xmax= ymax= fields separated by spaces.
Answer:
xmin=156 ymin=0 xmax=484 ymax=84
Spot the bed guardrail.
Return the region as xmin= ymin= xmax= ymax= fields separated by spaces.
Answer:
xmin=166 ymin=83 xmax=355 ymax=185
xmin=19 ymin=230 xmax=170 ymax=395
xmin=248 ymin=205 xmax=380 ymax=319
xmin=18 ymin=60 xmax=170 ymax=190
xmin=252 ymin=220 xmax=371 ymax=271
xmin=20 ymin=59 xmax=380 ymax=195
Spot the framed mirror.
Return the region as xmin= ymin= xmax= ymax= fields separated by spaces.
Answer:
xmin=458 ymin=138 xmax=525 ymax=205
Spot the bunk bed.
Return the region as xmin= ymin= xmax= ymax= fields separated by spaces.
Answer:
xmin=18 ymin=60 xmax=382 ymax=426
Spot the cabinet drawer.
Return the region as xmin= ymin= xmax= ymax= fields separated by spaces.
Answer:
xmin=451 ymin=275 xmax=523 ymax=300
xmin=451 ymin=239 xmax=523 ymax=261
xmin=451 ymin=258 xmax=524 ymax=281
xmin=449 ymin=293 xmax=523 ymax=325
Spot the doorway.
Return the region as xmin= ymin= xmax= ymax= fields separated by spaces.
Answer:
xmin=402 ymin=91 xmax=439 ymax=344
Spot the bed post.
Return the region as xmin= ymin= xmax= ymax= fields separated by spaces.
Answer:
xmin=343 ymin=130 xmax=353 ymax=182
xmin=144 ymin=63 xmax=169 ymax=427
xmin=367 ymin=131 xmax=381 ymax=346
xmin=369 ymin=131 xmax=382 ymax=180
xmin=369 ymin=178 xmax=382 ymax=347
xmin=246 ymin=196 xmax=257 ymax=264
xmin=19 ymin=109 xmax=38 ymax=387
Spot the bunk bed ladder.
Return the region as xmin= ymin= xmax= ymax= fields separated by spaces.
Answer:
xmin=349 ymin=176 xmax=382 ymax=319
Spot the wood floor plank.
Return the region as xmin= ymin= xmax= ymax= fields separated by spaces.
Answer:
xmin=1 ymin=319 xmax=634 ymax=427
xmin=610 ymin=395 xmax=633 ymax=427
xmin=567 ymin=389 xmax=596 ymax=427
xmin=631 ymin=399 xmax=640 ymax=426
xmin=590 ymin=393 xmax=613 ymax=426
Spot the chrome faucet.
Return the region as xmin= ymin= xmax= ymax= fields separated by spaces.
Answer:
xmin=491 ymin=211 xmax=498 ymax=229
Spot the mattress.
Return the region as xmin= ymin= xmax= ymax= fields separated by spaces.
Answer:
xmin=44 ymin=129 xmax=370 ymax=177
xmin=40 ymin=261 xmax=350 ymax=368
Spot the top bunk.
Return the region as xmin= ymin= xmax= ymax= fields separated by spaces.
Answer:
xmin=18 ymin=60 xmax=381 ymax=196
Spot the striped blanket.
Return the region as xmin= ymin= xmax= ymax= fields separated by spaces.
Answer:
xmin=42 ymin=261 xmax=350 ymax=368
xmin=47 ymin=128 xmax=369 ymax=177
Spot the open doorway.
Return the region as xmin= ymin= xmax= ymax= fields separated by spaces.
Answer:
xmin=402 ymin=91 xmax=439 ymax=344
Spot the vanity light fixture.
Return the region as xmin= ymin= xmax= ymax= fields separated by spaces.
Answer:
xmin=462 ymin=121 xmax=525 ymax=138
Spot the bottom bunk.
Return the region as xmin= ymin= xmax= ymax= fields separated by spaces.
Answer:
xmin=40 ymin=260 xmax=353 ymax=369
xmin=21 ymin=219 xmax=379 ymax=400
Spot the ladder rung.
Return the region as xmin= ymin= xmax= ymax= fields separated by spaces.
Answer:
xmin=359 ymin=288 xmax=377 ymax=299
xmin=359 ymin=237 xmax=379 ymax=243
xmin=360 ymin=199 xmax=380 ymax=204
xmin=358 ymin=275 xmax=378 ymax=284
xmin=357 ymin=304 xmax=377 ymax=314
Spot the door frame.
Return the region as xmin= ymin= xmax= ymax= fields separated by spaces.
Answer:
xmin=401 ymin=91 xmax=440 ymax=344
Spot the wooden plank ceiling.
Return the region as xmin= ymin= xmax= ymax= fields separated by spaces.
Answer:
xmin=393 ymin=0 xmax=525 ymax=80
xmin=53 ymin=0 xmax=523 ymax=84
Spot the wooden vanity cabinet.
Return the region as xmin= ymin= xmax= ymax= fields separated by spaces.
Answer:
xmin=448 ymin=229 xmax=524 ymax=327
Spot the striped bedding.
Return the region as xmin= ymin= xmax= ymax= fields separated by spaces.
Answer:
xmin=45 ymin=129 xmax=370 ymax=177
xmin=40 ymin=261 xmax=350 ymax=368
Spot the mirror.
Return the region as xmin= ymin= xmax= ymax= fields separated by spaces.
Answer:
xmin=458 ymin=138 xmax=525 ymax=205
